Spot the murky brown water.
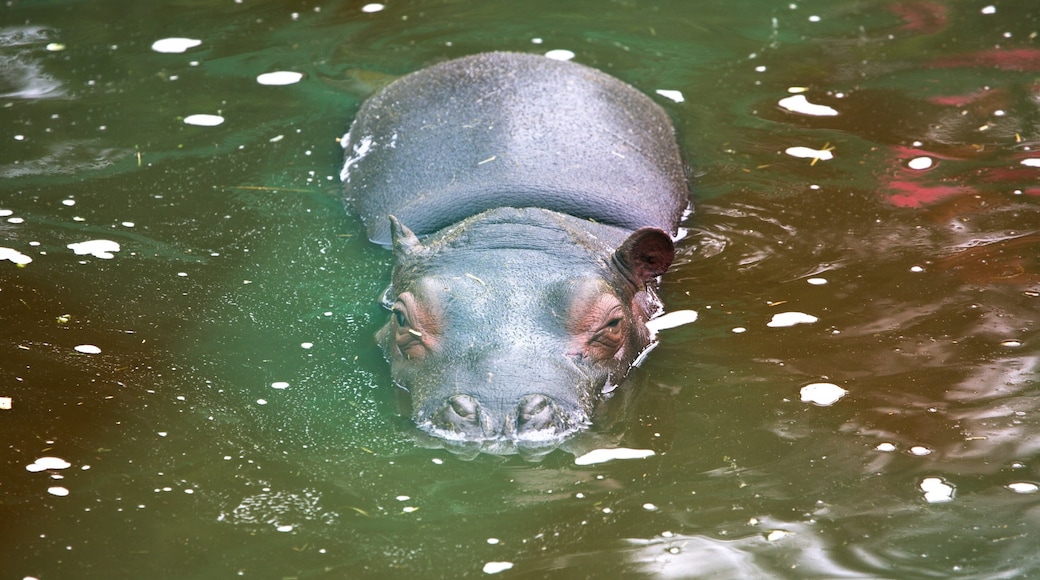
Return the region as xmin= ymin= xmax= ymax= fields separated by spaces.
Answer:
xmin=2 ymin=0 xmax=1039 ymax=577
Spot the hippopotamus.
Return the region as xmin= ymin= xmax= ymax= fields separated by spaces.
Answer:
xmin=340 ymin=52 xmax=689 ymax=459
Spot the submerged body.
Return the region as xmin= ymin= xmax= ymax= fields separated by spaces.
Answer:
xmin=341 ymin=52 xmax=689 ymax=458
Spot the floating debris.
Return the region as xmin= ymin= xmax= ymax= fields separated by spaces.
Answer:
xmin=646 ymin=309 xmax=698 ymax=332
xmin=800 ymin=382 xmax=846 ymax=406
xmin=47 ymin=486 xmax=70 ymax=497
xmin=920 ymin=477 xmax=955 ymax=503
xmin=574 ymin=447 xmax=655 ymax=466
xmin=767 ymin=312 xmax=818 ymax=327
xmin=545 ymin=49 xmax=575 ymax=61
xmin=26 ymin=457 xmax=72 ymax=472
xmin=483 ymin=562 xmax=514 ymax=574
xmin=785 ymin=146 xmax=834 ymax=161
xmin=183 ymin=114 xmax=225 ymax=127
xmin=655 ymin=89 xmax=685 ymax=103
xmin=257 ymin=71 xmax=303 ymax=86
xmin=68 ymin=239 xmax=120 ymax=259
xmin=74 ymin=344 xmax=102 ymax=354
xmin=1008 ymin=482 xmax=1039 ymax=494
xmin=0 ymin=247 xmax=32 ymax=265
xmin=908 ymin=156 xmax=934 ymax=170
xmin=151 ymin=37 xmax=201 ymax=54
xmin=778 ymin=94 xmax=838 ymax=116
xmin=361 ymin=3 xmax=385 ymax=13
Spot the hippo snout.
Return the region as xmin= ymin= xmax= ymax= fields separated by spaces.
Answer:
xmin=424 ymin=392 xmax=587 ymax=458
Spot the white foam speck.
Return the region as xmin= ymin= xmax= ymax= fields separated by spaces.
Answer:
xmin=301 ymin=342 xmax=313 ymax=349
xmin=807 ymin=277 xmax=827 ymax=285
xmin=544 ymin=49 xmax=575 ymax=61
xmin=910 ymin=446 xmax=932 ymax=456
xmin=68 ymin=239 xmax=120 ymax=259
xmin=1020 ymin=158 xmax=1040 ymax=167
xmin=276 ymin=524 xmax=293 ymax=532
xmin=361 ymin=3 xmax=385 ymax=12
xmin=981 ymin=5 xmax=996 ymax=15
xmin=0 ymin=247 xmax=33 ymax=265
xmin=483 ymin=562 xmax=514 ymax=574
xmin=765 ymin=530 xmax=790 ymax=541
xmin=396 ymin=495 xmax=410 ymax=501
xmin=184 ymin=114 xmax=225 ymax=127
xmin=271 ymin=382 xmax=289 ymax=390
xmin=121 ymin=221 xmax=135 ymax=227
xmin=908 ymin=156 xmax=934 ymax=170
xmin=642 ymin=503 xmax=658 ymax=511
xmin=47 ymin=486 xmax=70 ymax=497
xmin=767 ymin=312 xmax=818 ymax=327
xmin=574 ymin=447 xmax=655 ymax=466
xmin=778 ymin=94 xmax=838 ymax=116
xmin=257 ymin=71 xmax=303 ymax=86
xmin=151 ymin=38 xmax=202 ymax=54
xmin=785 ymin=146 xmax=833 ymax=161
xmin=1001 ymin=340 xmax=1022 ymax=348
xmin=799 ymin=382 xmax=846 ymax=406
xmin=920 ymin=477 xmax=954 ymax=503
xmin=257 ymin=399 xmax=268 ymax=405
xmin=340 ymin=136 xmax=373 ymax=182
xmin=655 ymin=89 xmax=685 ymax=103
xmin=646 ymin=310 xmax=698 ymax=332
xmin=62 ymin=199 xmax=76 ymax=206
xmin=26 ymin=457 xmax=72 ymax=472
xmin=1008 ymin=482 xmax=1039 ymax=494
xmin=74 ymin=344 xmax=102 ymax=354
xmin=732 ymin=327 xmax=747 ymax=333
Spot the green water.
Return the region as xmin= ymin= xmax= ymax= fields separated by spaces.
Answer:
xmin=3 ymin=0 xmax=1039 ymax=577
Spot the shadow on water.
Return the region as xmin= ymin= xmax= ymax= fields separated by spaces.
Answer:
xmin=2 ymin=0 xmax=1040 ymax=578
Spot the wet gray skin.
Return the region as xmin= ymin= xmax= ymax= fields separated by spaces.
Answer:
xmin=342 ymin=52 xmax=689 ymax=458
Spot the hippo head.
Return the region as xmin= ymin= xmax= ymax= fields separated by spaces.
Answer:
xmin=375 ymin=207 xmax=674 ymax=460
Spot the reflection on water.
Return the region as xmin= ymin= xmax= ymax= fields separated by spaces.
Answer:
xmin=2 ymin=0 xmax=1039 ymax=578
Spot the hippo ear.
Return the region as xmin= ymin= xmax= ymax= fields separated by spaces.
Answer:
xmin=389 ymin=215 xmax=423 ymax=257
xmin=613 ymin=227 xmax=675 ymax=283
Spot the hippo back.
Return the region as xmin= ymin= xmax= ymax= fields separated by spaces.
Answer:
xmin=342 ymin=52 xmax=689 ymax=246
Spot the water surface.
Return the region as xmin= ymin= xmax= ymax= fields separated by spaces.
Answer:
xmin=3 ymin=0 xmax=1039 ymax=577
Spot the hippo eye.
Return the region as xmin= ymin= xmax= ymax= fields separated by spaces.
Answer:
xmin=590 ymin=313 xmax=626 ymax=353
xmin=394 ymin=308 xmax=408 ymax=329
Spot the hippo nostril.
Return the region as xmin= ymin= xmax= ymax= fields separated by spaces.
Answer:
xmin=449 ymin=394 xmax=480 ymax=418
xmin=516 ymin=394 xmax=558 ymax=433
xmin=431 ymin=394 xmax=484 ymax=434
